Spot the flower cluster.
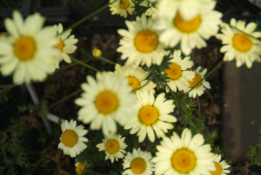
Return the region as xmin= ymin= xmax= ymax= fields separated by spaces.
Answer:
xmin=2 ymin=0 xmax=260 ymax=173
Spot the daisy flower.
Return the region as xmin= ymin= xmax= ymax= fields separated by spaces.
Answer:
xmin=0 ymin=11 xmax=58 ymax=84
xmin=164 ymin=50 xmax=195 ymax=92
xmin=96 ymin=133 xmax=127 ymax=163
xmin=158 ymin=0 xmax=212 ymax=20
xmin=157 ymin=1 xmax=222 ymax=55
xmin=124 ymin=91 xmax=176 ymax=142
xmin=210 ymin=154 xmax=230 ymax=175
xmin=75 ymin=71 xmax=137 ymax=135
xmin=58 ymin=120 xmax=88 ymax=158
xmin=114 ymin=64 xmax=156 ymax=93
xmin=123 ymin=148 xmax=154 ymax=175
xmin=216 ymin=18 xmax=261 ymax=68
xmin=152 ymin=128 xmax=215 ymax=175
xmin=186 ymin=66 xmax=210 ymax=98
xmin=109 ymin=0 xmax=134 ymax=18
xmin=53 ymin=23 xmax=78 ymax=69
xmin=75 ymin=161 xmax=87 ymax=175
xmin=117 ymin=14 xmax=168 ymax=67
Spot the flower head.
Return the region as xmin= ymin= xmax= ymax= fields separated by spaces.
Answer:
xmin=58 ymin=120 xmax=88 ymax=157
xmin=210 ymin=154 xmax=230 ymax=175
xmin=109 ymin=0 xmax=134 ymax=18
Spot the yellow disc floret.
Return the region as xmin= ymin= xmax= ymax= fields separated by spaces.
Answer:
xmin=14 ymin=36 xmax=36 ymax=61
xmin=55 ymin=40 xmax=64 ymax=51
xmin=165 ymin=63 xmax=182 ymax=80
xmin=174 ymin=12 xmax=201 ymax=33
xmin=189 ymin=73 xmax=202 ymax=88
xmin=61 ymin=130 xmax=78 ymax=147
xmin=105 ymin=139 xmax=120 ymax=154
xmin=139 ymin=106 xmax=158 ymax=125
xmin=232 ymin=33 xmax=252 ymax=52
xmin=172 ymin=149 xmax=196 ymax=173
xmin=128 ymin=76 xmax=140 ymax=92
xmin=210 ymin=162 xmax=223 ymax=175
xmin=119 ymin=0 xmax=130 ymax=9
xmin=134 ymin=30 xmax=158 ymax=53
xmin=95 ymin=90 xmax=119 ymax=115
xmin=130 ymin=157 xmax=147 ymax=174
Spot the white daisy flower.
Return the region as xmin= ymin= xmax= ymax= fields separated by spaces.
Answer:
xmin=0 ymin=11 xmax=59 ymax=84
xmin=158 ymin=0 xmax=213 ymax=20
xmin=58 ymin=120 xmax=88 ymax=158
xmin=117 ymin=14 xmax=168 ymax=67
xmin=210 ymin=154 xmax=230 ymax=175
xmin=216 ymin=18 xmax=261 ymax=68
xmin=157 ymin=1 xmax=222 ymax=55
xmin=53 ymin=23 xmax=78 ymax=69
xmin=186 ymin=66 xmax=210 ymax=98
xmin=123 ymin=148 xmax=154 ymax=175
xmin=96 ymin=133 xmax=127 ymax=163
xmin=75 ymin=71 xmax=137 ymax=135
xmin=164 ymin=50 xmax=195 ymax=92
xmin=125 ymin=91 xmax=176 ymax=142
xmin=75 ymin=161 xmax=87 ymax=175
xmin=152 ymin=128 xmax=215 ymax=175
xmin=109 ymin=0 xmax=135 ymax=18
xmin=114 ymin=64 xmax=156 ymax=93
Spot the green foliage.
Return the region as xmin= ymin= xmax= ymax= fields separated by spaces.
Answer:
xmin=0 ymin=85 xmax=16 ymax=104
xmin=248 ymin=127 xmax=261 ymax=165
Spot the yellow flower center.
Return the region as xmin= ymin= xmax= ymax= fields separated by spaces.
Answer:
xmin=232 ymin=33 xmax=252 ymax=52
xmin=14 ymin=36 xmax=36 ymax=61
xmin=95 ymin=90 xmax=119 ymax=115
xmin=189 ymin=73 xmax=202 ymax=88
xmin=139 ymin=106 xmax=158 ymax=125
xmin=105 ymin=139 xmax=120 ymax=154
xmin=76 ymin=163 xmax=86 ymax=174
xmin=55 ymin=40 xmax=64 ymax=51
xmin=134 ymin=30 xmax=158 ymax=53
xmin=119 ymin=0 xmax=130 ymax=9
xmin=61 ymin=130 xmax=78 ymax=147
xmin=210 ymin=162 xmax=223 ymax=175
xmin=171 ymin=149 xmax=196 ymax=173
xmin=130 ymin=157 xmax=147 ymax=174
xmin=174 ymin=12 xmax=201 ymax=33
xmin=165 ymin=63 xmax=182 ymax=80
xmin=128 ymin=76 xmax=140 ymax=92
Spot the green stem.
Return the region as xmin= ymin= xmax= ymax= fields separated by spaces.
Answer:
xmin=100 ymin=56 xmax=116 ymax=65
xmin=187 ymin=60 xmax=224 ymax=94
xmin=66 ymin=4 xmax=109 ymax=31
xmin=70 ymin=57 xmax=99 ymax=72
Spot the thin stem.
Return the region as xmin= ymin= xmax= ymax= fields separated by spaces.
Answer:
xmin=66 ymin=4 xmax=109 ymax=31
xmin=0 ymin=84 xmax=17 ymax=94
xmin=100 ymin=56 xmax=116 ymax=65
xmin=71 ymin=57 xmax=99 ymax=72
xmin=187 ymin=60 xmax=224 ymax=94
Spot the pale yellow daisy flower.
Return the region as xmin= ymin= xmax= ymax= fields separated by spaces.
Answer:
xmin=114 ymin=64 xmax=156 ymax=93
xmin=52 ymin=23 xmax=78 ymax=69
xmin=157 ymin=1 xmax=222 ymax=55
xmin=109 ymin=0 xmax=135 ymax=18
xmin=152 ymin=128 xmax=215 ymax=175
xmin=124 ymin=91 xmax=176 ymax=142
xmin=186 ymin=66 xmax=210 ymax=98
xmin=164 ymin=49 xmax=195 ymax=92
xmin=75 ymin=71 xmax=137 ymax=135
xmin=0 ymin=11 xmax=58 ymax=84
xmin=75 ymin=162 xmax=87 ymax=175
xmin=216 ymin=18 xmax=261 ymax=68
xmin=58 ymin=120 xmax=88 ymax=158
xmin=96 ymin=133 xmax=127 ymax=163
xmin=123 ymin=148 xmax=154 ymax=175
xmin=118 ymin=14 xmax=168 ymax=67
xmin=210 ymin=154 xmax=230 ymax=175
